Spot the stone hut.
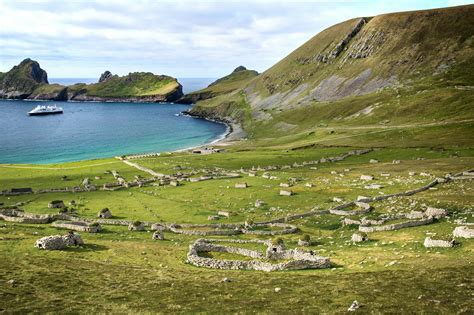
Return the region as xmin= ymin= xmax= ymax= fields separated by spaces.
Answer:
xmin=351 ymin=232 xmax=368 ymax=243
xmin=279 ymin=190 xmax=293 ymax=196
xmin=128 ymin=221 xmax=145 ymax=231
xmin=48 ymin=200 xmax=65 ymax=209
xmin=152 ymin=230 xmax=164 ymax=240
xmin=453 ymin=226 xmax=474 ymax=239
xmin=266 ymin=239 xmax=285 ymax=259
xmin=217 ymin=211 xmax=230 ymax=218
xmin=425 ymin=207 xmax=447 ymax=219
xmin=98 ymin=208 xmax=112 ymax=219
xmin=423 ymin=237 xmax=454 ymax=248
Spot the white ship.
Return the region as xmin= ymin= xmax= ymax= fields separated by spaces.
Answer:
xmin=28 ymin=105 xmax=63 ymax=116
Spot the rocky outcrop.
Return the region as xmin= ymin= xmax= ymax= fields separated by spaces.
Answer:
xmin=99 ymin=71 xmax=113 ymax=83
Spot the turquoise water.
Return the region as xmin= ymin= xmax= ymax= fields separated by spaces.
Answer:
xmin=0 ymin=100 xmax=227 ymax=164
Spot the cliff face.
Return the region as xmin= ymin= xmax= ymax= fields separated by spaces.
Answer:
xmin=0 ymin=62 xmax=184 ymax=102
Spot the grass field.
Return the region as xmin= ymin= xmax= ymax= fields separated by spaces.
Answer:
xmin=1 ymin=145 xmax=473 ymax=313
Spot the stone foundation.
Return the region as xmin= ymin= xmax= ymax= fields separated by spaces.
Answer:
xmin=187 ymin=239 xmax=330 ymax=272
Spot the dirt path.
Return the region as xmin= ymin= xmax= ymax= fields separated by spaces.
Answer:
xmin=121 ymin=159 xmax=164 ymax=177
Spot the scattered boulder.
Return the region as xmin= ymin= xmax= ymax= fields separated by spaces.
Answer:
xmin=348 ymin=300 xmax=360 ymax=312
xmin=369 ymin=159 xmax=379 ymax=164
xmin=279 ymin=190 xmax=293 ymax=196
xmin=453 ymin=226 xmax=474 ymax=239
xmin=360 ymin=175 xmax=373 ymax=181
xmin=235 ymin=183 xmax=248 ymax=189
xmin=255 ymin=200 xmax=265 ymax=208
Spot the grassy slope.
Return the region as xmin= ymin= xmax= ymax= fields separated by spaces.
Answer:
xmin=1 ymin=147 xmax=473 ymax=313
xmin=191 ymin=5 xmax=474 ymax=148
xmin=197 ymin=69 xmax=258 ymax=94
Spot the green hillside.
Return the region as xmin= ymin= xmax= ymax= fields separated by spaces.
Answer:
xmin=190 ymin=5 xmax=474 ymax=148
xmin=179 ymin=66 xmax=258 ymax=104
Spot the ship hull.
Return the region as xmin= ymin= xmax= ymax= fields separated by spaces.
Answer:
xmin=28 ymin=110 xmax=63 ymax=116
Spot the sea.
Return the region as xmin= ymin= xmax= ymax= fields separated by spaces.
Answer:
xmin=0 ymin=78 xmax=226 ymax=164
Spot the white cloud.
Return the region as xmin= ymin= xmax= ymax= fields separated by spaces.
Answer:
xmin=0 ymin=0 xmax=462 ymax=78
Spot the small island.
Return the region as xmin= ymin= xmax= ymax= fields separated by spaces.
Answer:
xmin=0 ymin=58 xmax=183 ymax=102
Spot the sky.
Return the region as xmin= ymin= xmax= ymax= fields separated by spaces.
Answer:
xmin=0 ymin=0 xmax=472 ymax=78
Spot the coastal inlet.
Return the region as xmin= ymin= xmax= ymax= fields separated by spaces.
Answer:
xmin=0 ymin=100 xmax=227 ymax=164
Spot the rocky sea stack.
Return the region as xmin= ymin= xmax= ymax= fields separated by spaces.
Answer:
xmin=0 ymin=59 xmax=183 ymax=102
xmin=0 ymin=58 xmax=48 ymax=99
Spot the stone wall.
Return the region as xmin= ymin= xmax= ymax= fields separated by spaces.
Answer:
xmin=359 ymin=217 xmax=434 ymax=233
xmin=52 ymin=221 xmax=101 ymax=233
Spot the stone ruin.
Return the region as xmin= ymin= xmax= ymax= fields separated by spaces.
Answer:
xmin=35 ymin=232 xmax=84 ymax=250
xmin=186 ymin=239 xmax=330 ymax=272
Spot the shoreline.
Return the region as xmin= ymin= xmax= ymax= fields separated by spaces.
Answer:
xmin=0 ymin=103 xmax=242 ymax=164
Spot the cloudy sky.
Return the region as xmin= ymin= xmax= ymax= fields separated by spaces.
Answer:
xmin=0 ymin=0 xmax=471 ymax=78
